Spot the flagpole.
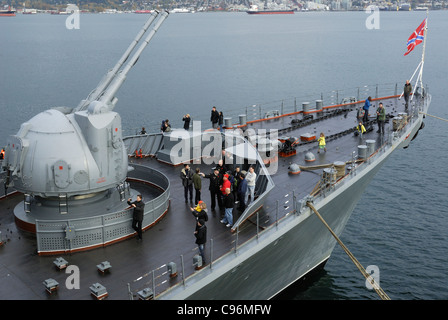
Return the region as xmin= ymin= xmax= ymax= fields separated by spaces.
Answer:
xmin=419 ymin=11 xmax=428 ymax=89
xmin=400 ymin=17 xmax=427 ymax=100
xmin=411 ymin=10 xmax=428 ymax=100
xmin=411 ymin=14 xmax=428 ymax=101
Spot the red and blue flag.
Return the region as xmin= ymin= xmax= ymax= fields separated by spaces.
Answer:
xmin=404 ymin=18 xmax=426 ymax=56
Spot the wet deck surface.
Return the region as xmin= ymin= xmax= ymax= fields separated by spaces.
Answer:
xmin=0 ymin=95 xmax=416 ymax=299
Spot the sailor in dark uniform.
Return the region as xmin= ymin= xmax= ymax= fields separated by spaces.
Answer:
xmin=127 ymin=194 xmax=145 ymax=241
xmin=194 ymin=219 xmax=207 ymax=264
xmin=202 ymin=169 xmax=222 ymax=211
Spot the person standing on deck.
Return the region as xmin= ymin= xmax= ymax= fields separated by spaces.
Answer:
xmin=202 ymin=168 xmax=222 ymax=211
xmin=194 ymin=219 xmax=207 ymax=265
xmin=190 ymin=201 xmax=208 ymax=222
xmin=317 ymin=132 xmax=327 ymax=153
xmin=218 ymin=111 xmax=224 ymax=133
xmin=362 ymin=96 xmax=372 ymax=124
xmin=245 ymin=166 xmax=256 ymax=205
xmin=215 ymin=159 xmax=227 ymax=184
xmin=127 ymin=194 xmax=145 ymax=241
xmin=210 ymin=106 xmax=219 ymax=129
xmin=193 ymin=167 xmax=202 ymax=205
xmin=376 ymin=102 xmax=386 ymax=134
xmin=161 ymin=119 xmax=171 ymax=132
xmin=180 ymin=164 xmax=194 ymax=204
xmin=237 ymin=173 xmax=248 ymax=211
xmin=233 ymin=166 xmax=241 ymax=201
xmin=355 ymin=122 xmax=366 ymax=137
xmin=221 ymin=188 xmax=234 ymax=227
xmin=220 ymin=174 xmax=231 ymax=197
xmin=182 ymin=114 xmax=191 ymax=130
xmin=403 ymin=80 xmax=412 ymax=109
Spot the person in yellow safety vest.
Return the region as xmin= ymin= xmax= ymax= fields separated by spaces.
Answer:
xmin=356 ymin=122 xmax=366 ymax=135
xmin=317 ymin=132 xmax=326 ymax=153
xmin=0 ymin=148 xmax=5 ymax=160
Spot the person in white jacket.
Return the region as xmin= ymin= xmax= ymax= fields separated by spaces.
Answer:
xmin=245 ymin=166 xmax=256 ymax=205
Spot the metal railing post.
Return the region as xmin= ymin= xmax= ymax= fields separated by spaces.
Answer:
xmin=293 ymin=190 xmax=296 ymax=214
xmin=152 ymin=270 xmax=155 ymax=299
xmin=181 ymin=255 xmax=185 ymax=286
xmin=276 ymin=200 xmax=279 ymax=229
xmin=210 ymin=238 xmax=213 ymax=269
xmin=128 ymin=283 xmax=133 ymax=300
xmin=235 ymin=225 xmax=239 ymax=253
xmin=256 ymin=212 xmax=259 ymax=239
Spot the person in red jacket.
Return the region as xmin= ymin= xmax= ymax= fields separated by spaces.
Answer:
xmin=220 ymin=174 xmax=231 ymax=196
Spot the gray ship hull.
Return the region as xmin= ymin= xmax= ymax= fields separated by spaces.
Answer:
xmin=158 ymin=112 xmax=426 ymax=300
xmin=158 ymin=149 xmax=387 ymax=299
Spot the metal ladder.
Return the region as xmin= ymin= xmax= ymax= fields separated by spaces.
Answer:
xmin=59 ymin=194 xmax=68 ymax=215
xmin=24 ymin=194 xmax=31 ymax=213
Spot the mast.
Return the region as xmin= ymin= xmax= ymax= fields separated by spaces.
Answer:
xmin=412 ymin=13 xmax=428 ymax=99
xmin=401 ymin=14 xmax=428 ymax=101
xmin=416 ymin=11 xmax=428 ymax=92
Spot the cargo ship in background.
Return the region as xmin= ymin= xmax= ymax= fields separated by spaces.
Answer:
xmin=0 ymin=5 xmax=16 ymax=16
xmin=135 ymin=10 xmax=154 ymax=14
xmin=247 ymin=4 xmax=294 ymax=14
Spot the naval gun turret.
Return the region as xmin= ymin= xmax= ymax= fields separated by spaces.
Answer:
xmin=1 ymin=11 xmax=169 ymax=233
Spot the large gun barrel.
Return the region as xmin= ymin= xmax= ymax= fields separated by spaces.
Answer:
xmin=74 ymin=10 xmax=168 ymax=112
xmin=98 ymin=10 xmax=169 ymax=109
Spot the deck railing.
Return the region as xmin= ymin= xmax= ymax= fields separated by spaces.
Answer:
xmin=127 ymin=86 xmax=430 ymax=300
xmin=123 ymin=83 xmax=413 ymax=136
xmin=35 ymin=164 xmax=170 ymax=254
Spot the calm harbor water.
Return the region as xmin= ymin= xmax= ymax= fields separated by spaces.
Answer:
xmin=1 ymin=11 xmax=447 ymax=300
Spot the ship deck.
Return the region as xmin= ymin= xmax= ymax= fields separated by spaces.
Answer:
xmin=0 ymin=92 xmax=425 ymax=300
